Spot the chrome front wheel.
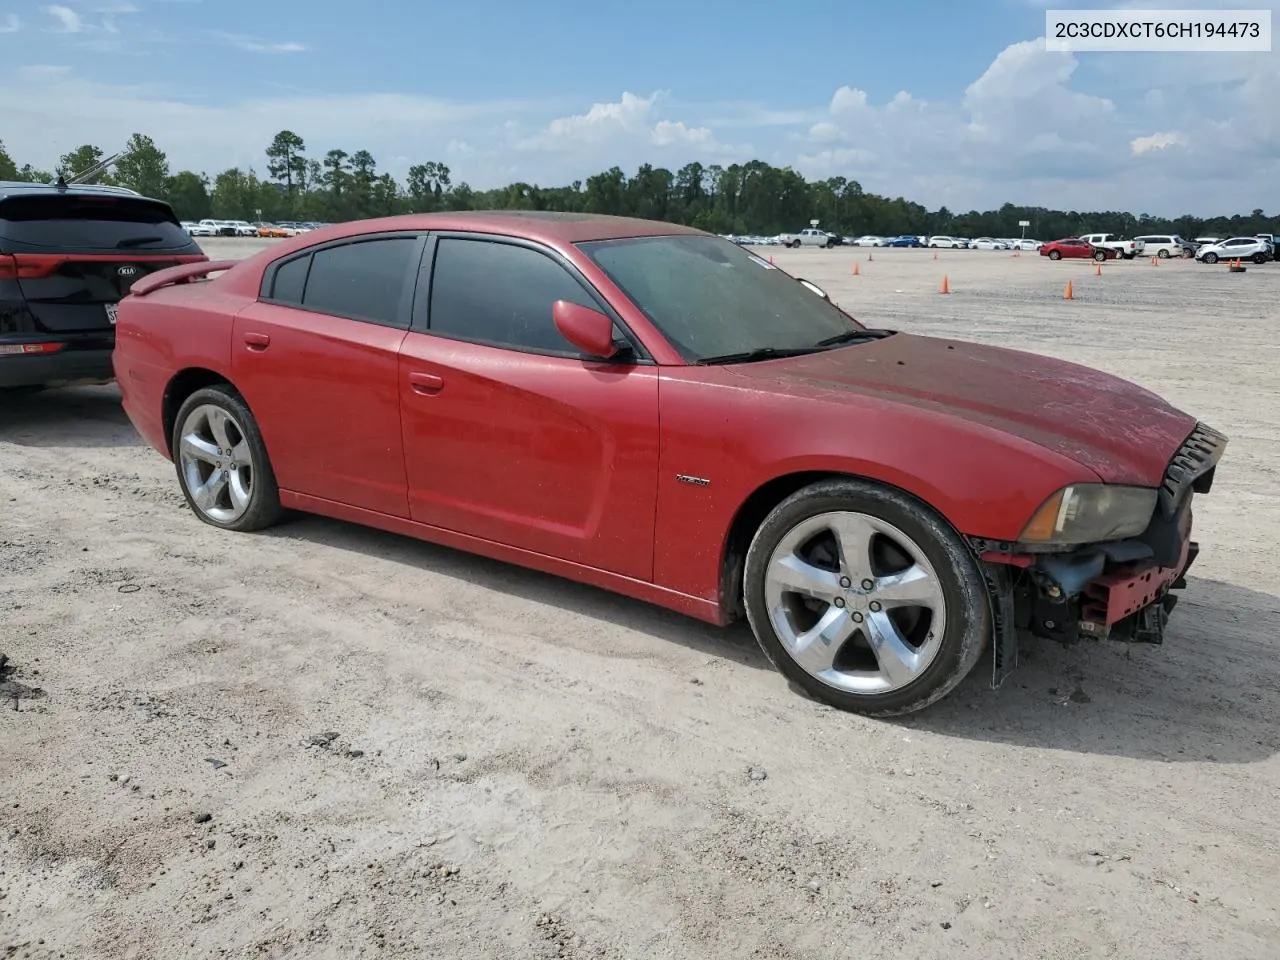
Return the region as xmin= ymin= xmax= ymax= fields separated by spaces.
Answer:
xmin=744 ymin=479 xmax=989 ymax=716
xmin=763 ymin=511 xmax=946 ymax=695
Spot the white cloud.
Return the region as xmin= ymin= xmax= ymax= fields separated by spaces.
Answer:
xmin=43 ymin=5 xmax=84 ymax=32
xmin=0 ymin=66 xmax=556 ymax=184
xmin=793 ymin=34 xmax=1278 ymax=213
xmin=519 ymin=91 xmax=752 ymax=171
xmin=1131 ymin=131 xmax=1186 ymax=155
xmin=208 ymin=31 xmax=308 ymax=53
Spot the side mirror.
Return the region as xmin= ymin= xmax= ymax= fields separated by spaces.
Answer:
xmin=794 ymin=278 xmax=830 ymax=300
xmin=553 ymin=300 xmax=619 ymax=360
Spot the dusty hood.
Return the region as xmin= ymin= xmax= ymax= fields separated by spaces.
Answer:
xmin=728 ymin=332 xmax=1195 ymax=485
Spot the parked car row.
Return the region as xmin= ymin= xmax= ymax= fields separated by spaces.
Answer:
xmin=181 ymin=219 xmax=330 ymax=238
xmin=728 ymin=228 xmax=1276 ymax=264
xmin=1039 ymin=235 xmax=1275 ymax=264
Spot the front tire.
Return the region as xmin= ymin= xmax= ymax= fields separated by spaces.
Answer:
xmin=172 ymin=385 xmax=283 ymax=532
xmin=743 ymin=478 xmax=990 ymax=717
xmin=1202 ymin=252 xmax=1218 ymax=264
xmin=1252 ymin=252 xmax=1267 ymax=264
xmin=1094 ymin=250 xmax=1107 ymax=262
xmin=1049 ymin=250 xmax=1062 ymax=260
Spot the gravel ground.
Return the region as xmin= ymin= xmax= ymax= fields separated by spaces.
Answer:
xmin=2 ymin=239 xmax=1278 ymax=960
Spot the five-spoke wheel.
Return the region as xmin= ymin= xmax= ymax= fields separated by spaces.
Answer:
xmin=744 ymin=478 xmax=989 ymax=716
xmin=172 ymin=385 xmax=282 ymax=532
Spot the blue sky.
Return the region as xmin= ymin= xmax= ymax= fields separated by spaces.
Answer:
xmin=2 ymin=0 xmax=1276 ymax=214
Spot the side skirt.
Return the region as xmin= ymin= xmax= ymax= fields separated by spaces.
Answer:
xmin=278 ymin=490 xmax=727 ymax=627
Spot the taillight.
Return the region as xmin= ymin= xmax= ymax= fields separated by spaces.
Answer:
xmin=0 ymin=254 xmax=62 ymax=280
xmin=0 ymin=342 xmax=66 ymax=356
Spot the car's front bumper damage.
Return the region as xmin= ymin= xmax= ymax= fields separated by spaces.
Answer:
xmin=970 ymin=421 xmax=1228 ymax=687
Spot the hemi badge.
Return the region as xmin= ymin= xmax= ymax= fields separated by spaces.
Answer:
xmin=676 ymin=474 xmax=710 ymax=487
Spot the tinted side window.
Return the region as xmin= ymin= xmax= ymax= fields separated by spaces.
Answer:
xmin=270 ymin=254 xmax=310 ymax=302
xmin=301 ymin=237 xmax=417 ymax=327
xmin=428 ymin=238 xmax=598 ymax=355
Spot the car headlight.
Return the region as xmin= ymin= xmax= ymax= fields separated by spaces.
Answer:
xmin=1019 ymin=484 xmax=1157 ymax=545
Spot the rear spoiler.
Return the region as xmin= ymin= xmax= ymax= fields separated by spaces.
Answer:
xmin=129 ymin=259 xmax=239 ymax=297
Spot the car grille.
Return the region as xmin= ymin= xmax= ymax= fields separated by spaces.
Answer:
xmin=1158 ymin=421 xmax=1228 ymax=518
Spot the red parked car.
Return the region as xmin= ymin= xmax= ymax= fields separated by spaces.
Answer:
xmin=113 ymin=213 xmax=1226 ymax=716
xmin=1040 ymin=237 xmax=1116 ymax=261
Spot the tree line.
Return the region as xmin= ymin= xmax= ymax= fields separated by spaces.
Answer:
xmin=1 ymin=130 xmax=1275 ymax=241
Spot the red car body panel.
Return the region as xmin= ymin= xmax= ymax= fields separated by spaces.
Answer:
xmin=232 ymin=301 xmax=411 ymax=517
xmin=396 ymin=331 xmax=661 ymax=581
xmin=112 ymin=213 xmax=1202 ymax=628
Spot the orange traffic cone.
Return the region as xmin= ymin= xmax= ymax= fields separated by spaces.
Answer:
xmin=1064 ymin=280 xmax=1074 ymax=300
xmin=852 ymin=261 xmax=860 ymax=276
xmin=933 ymin=250 xmax=938 ymax=260
xmin=1151 ymin=256 xmax=1159 ymax=265
xmin=1095 ymin=262 xmax=1102 ymax=276
xmin=939 ymin=275 xmax=950 ymax=294
xmin=867 ymin=252 xmax=873 ymax=261
xmin=768 ymin=255 xmax=773 ymax=265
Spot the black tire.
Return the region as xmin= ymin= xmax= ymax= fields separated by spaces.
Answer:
xmin=1093 ymin=250 xmax=1106 ymax=262
xmin=1158 ymin=249 xmax=1170 ymax=258
xmin=1049 ymin=250 xmax=1062 ymax=260
xmin=743 ymin=478 xmax=990 ymax=717
xmin=1202 ymin=252 xmax=1218 ymax=264
xmin=1252 ymin=252 xmax=1267 ymax=265
xmin=171 ymin=385 xmax=283 ymax=533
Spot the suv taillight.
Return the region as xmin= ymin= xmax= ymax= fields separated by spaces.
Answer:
xmin=0 ymin=254 xmax=62 ymax=281
xmin=0 ymin=342 xmax=65 ymax=356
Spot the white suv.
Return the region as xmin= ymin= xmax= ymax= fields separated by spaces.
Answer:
xmin=1134 ymin=235 xmax=1193 ymax=259
xmin=1195 ymin=236 xmax=1273 ymax=264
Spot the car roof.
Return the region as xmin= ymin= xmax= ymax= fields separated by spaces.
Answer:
xmin=286 ymin=210 xmax=708 ymax=246
xmin=0 ymin=180 xmax=146 ymax=201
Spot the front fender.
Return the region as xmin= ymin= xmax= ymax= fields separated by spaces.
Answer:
xmin=652 ymin=375 xmax=1097 ymax=608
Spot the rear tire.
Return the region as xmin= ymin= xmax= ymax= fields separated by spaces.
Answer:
xmin=1158 ymin=248 xmax=1170 ymax=258
xmin=1094 ymin=250 xmax=1107 ymax=262
xmin=171 ymin=385 xmax=283 ymax=533
xmin=743 ymin=478 xmax=989 ymax=717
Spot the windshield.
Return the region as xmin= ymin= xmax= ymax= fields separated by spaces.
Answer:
xmin=576 ymin=234 xmax=864 ymax=362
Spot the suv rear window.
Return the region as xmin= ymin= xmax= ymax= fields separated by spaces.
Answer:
xmin=0 ymin=193 xmax=197 ymax=253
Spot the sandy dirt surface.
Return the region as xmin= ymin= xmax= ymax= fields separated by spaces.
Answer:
xmin=3 ymin=239 xmax=1278 ymax=959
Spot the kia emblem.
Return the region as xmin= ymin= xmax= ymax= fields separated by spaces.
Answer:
xmin=117 ymin=264 xmax=138 ymax=278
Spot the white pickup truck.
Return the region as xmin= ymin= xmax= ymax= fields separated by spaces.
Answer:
xmin=777 ymin=227 xmax=843 ymax=248
xmin=1080 ymin=233 xmax=1145 ymax=260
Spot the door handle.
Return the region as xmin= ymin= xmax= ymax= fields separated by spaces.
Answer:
xmin=243 ymin=332 xmax=271 ymax=350
xmin=409 ymin=371 xmax=444 ymax=395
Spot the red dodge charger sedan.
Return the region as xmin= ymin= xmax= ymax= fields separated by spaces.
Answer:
xmin=113 ymin=212 xmax=1226 ymax=716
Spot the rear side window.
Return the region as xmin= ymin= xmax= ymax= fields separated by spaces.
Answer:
xmin=271 ymin=237 xmax=417 ymax=327
xmin=270 ymin=254 xmax=311 ymax=302
xmin=0 ymin=194 xmax=197 ymax=253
